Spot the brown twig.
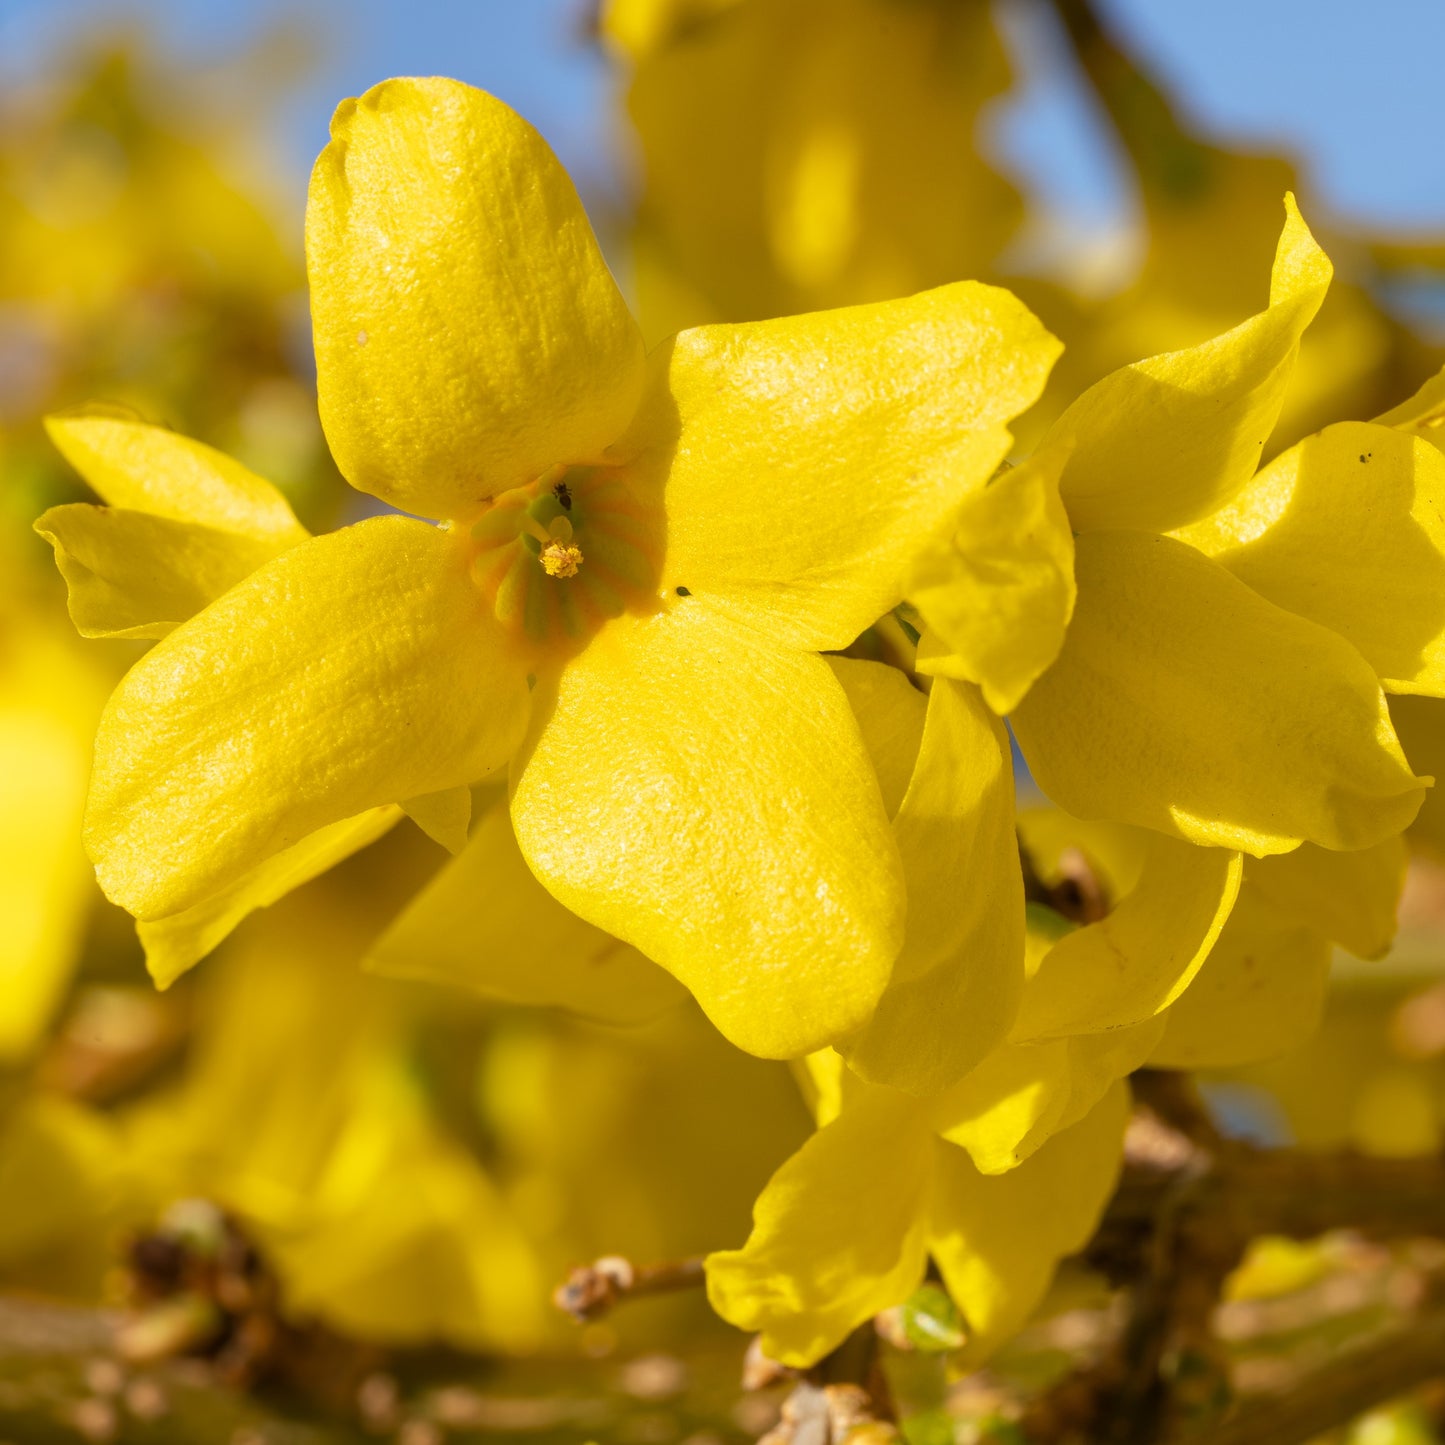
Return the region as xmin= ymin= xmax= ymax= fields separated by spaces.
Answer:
xmin=1203 ymin=1294 xmax=1445 ymax=1445
xmin=1022 ymin=1097 xmax=1240 ymax=1444
xmin=551 ymin=1257 xmax=897 ymax=1437
xmin=1026 ymin=1088 xmax=1445 ymax=1444
xmin=1019 ymin=836 xmax=1110 ymax=924
xmin=552 ymin=1255 xmax=705 ymax=1322
xmin=1094 ymin=1147 xmax=1445 ymax=1275
xmin=1130 ymin=1070 xmax=1229 ymax=1156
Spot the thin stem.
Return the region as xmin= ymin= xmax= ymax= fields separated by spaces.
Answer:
xmin=552 ymin=1255 xmax=705 ymax=1322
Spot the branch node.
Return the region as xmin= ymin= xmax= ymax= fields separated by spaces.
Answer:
xmin=552 ymin=1255 xmax=704 ymax=1323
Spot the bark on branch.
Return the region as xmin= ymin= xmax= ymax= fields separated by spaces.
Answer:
xmin=552 ymin=1254 xmax=706 ymax=1322
xmin=1028 ymin=1078 xmax=1445 ymax=1442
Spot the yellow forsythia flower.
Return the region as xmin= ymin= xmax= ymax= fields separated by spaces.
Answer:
xmin=602 ymin=0 xmax=1022 ymax=341
xmin=1153 ymin=837 xmax=1408 ymax=1070
xmin=918 ymin=197 xmax=1431 ymax=857
xmin=68 ymin=77 xmax=1060 ymax=1060
xmin=706 ymin=1051 xmax=1128 ymax=1367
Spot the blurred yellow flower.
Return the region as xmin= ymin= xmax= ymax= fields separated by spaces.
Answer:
xmin=0 ymin=587 xmax=107 ymax=1063
xmin=122 ymin=894 xmax=550 ymax=1353
xmin=603 ymin=0 xmax=1023 ymax=342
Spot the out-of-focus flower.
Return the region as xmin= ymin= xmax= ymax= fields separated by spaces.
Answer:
xmin=1030 ymin=0 xmax=1413 ymax=451
xmin=480 ymin=999 xmax=812 ymax=1341
xmin=1224 ymin=956 xmax=1445 ymax=1160
xmin=0 ymin=42 xmax=331 ymax=520
xmin=0 ymin=1089 xmax=132 ymax=1299
xmin=0 ymin=574 xmax=107 ymax=1063
xmin=121 ymin=891 xmax=552 ymax=1353
xmin=0 ymin=33 xmax=339 ymax=1062
xmin=601 ymin=0 xmax=1023 ymax=343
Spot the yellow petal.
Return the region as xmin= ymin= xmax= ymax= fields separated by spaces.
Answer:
xmin=928 ymin=1080 xmax=1128 ymax=1359
xmin=44 ymin=413 xmax=307 ymax=543
xmin=88 ymin=516 xmax=531 ymax=919
xmin=601 ymin=0 xmax=743 ymax=56
xmin=1044 ymin=1023 xmax=1165 ymax=1139
xmin=619 ymin=282 xmax=1059 ymax=650
xmin=1390 ymin=695 xmax=1445 ymax=861
xmin=610 ymin=0 xmax=1021 ymax=333
xmin=911 ymin=449 xmax=1076 ymax=714
xmin=139 ymin=807 xmax=404 ymax=989
xmin=926 ymin=824 xmax=1166 ymax=1173
xmin=367 ymin=797 xmax=686 ymax=1025
xmin=1012 ymin=531 xmax=1426 ymax=855
xmin=843 ymin=678 xmax=1025 ymax=1094
xmin=706 ymin=1088 xmax=933 ymax=1367
xmin=932 ymin=1023 xmax=1162 ymax=1175
xmin=0 ymin=1096 xmax=125 ymax=1279
xmin=510 ymin=603 xmax=905 ymax=1058
xmin=35 ymin=504 xmax=285 ymax=640
xmin=1149 ymin=882 xmax=1331 ymax=1069
xmin=307 ymin=78 xmax=645 ymax=520
xmin=928 ymin=1041 xmax=1072 ymax=1173
xmin=793 ymin=1048 xmax=849 ymax=1129
xmin=1012 ymin=834 xmax=1241 ymax=1040
xmin=1374 ymin=363 xmax=1445 ymax=448
xmin=826 ymin=657 xmax=927 ymax=821
xmin=273 ymin=1118 xmax=549 ymax=1354
xmin=1044 ymin=195 xmax=1331 ymax=534
xmin=1250 ymin=837 xmax=1406 ymax=961
xmin=401 ymin=786 xmax=472 ymax=856
xmin=0 ymin=626 xmax=103 ymax=1063
xmin=1175 ymin=423 xmax=1445 ymax=696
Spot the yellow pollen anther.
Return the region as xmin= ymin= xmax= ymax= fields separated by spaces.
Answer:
xmin=541 ymin=539 xmax=583 ymax=578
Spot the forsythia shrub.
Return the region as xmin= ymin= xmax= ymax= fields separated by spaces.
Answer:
xmin=9 ymin=4 xmax=1445 ymax=1433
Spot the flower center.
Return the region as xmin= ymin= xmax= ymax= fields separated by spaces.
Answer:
xmin=467 ymin=464 xmax=661 ymax=651
xmin=517 ymin=508 xmax=584 ymax=578
xmin=540 ymin=533 xmax=583 ymax=579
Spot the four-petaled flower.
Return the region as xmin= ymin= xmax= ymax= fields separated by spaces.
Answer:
xmin=78 ymin=78 xmax=1058 ymax=1058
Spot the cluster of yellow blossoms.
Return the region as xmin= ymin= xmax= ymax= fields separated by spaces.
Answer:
xmin=24 ymin=50 xmax=1445 ymax=1372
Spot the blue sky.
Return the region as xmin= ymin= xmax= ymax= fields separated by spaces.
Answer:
xmin=1004 ymin=0 xmax=1445 ymax=234
xmin=0 ymin=0 xmax=1441 ymax=237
